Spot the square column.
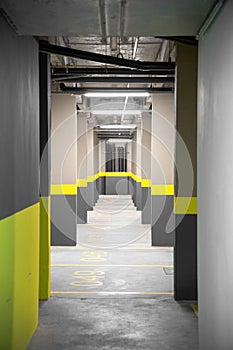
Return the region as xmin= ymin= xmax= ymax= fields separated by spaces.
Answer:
xmin=151 ymin=93 xmax=175 ymax=246
xmin=174 ymin=44 xmax=198 ymax=300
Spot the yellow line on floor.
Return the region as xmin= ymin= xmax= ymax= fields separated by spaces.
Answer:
xmin=51 ymin=264 xmax=174 ymax=268
xmin=51 ymin=246 xmax=173 ymax=250
xmin=51 ymin=291 xmax=174 ymax=295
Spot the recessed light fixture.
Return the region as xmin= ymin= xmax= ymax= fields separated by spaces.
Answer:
xmin=90 ymin=110 xmax=142 ymax=115
xmin=84 ymin=92 xmax=150 ymax=98
xmin=99 ymin=124 xmax=136 ymax=129
xmin=108 ymin=139 xmax=132 ymax=143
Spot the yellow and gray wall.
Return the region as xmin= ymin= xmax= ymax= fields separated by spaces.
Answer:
xmin=151 ymin=93 xmax=175 ymax=246
xmin=174 ymin=44 xmax=198 ymax=301
xmin=0 ymin=15 xmax=40 ymax=349
xmin=50 ymin=94 xmax=77 ymax=245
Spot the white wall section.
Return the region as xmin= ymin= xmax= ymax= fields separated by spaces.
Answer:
xmin=198 ymin=1 xmax=233 ymax=348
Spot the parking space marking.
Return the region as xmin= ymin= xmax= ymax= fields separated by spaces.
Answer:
xmin=52 ymin=264 xmax=173 ymax=268
xmin=51 ymin=291 xmax=174 ymax=295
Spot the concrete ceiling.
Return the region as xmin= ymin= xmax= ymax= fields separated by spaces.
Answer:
xmin=50 ymin=36 xmax=175 ymax=67
xmin=1 ymin=0 xmax=212 ymax=128
xmin=0 ymin=0 xmax=216 ymax=36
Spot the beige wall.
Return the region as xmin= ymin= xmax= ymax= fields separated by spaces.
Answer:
xmin=141 ymin=112 xmax=152 ymax=180
xmin=151 ymin=93 xmax=175 ymax=184
xmin=99 ymin=140 xmax=106 ymax=172
xmin=86 ymin=122 xmax=94 ymax=177
xmin=51 ymin=94 xmax=77 ymax=184
xmin=77 ymin=113 xmax=87 ymax=179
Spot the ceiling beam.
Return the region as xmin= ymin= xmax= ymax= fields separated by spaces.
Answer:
xmin=54 ymin=76 xmax=174 ymax=83
xmin=39 ymin=41 xmax=174 ymax=70
xmin=51 ymin=66 xmax=175 ymax=76
xmin=59 ymin=84 xmax=173 ymax=93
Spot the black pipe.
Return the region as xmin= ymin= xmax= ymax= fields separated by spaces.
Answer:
xmin=54 ymin=76 xmax=174 ymax=83
xmin=59 ymin=83 xmax=173 ymax=93
xmin=39 ymin=40 xmax=174 ymax=70
xmin=51 ymin=67 xmax=175 ymax=76
xmin=155 ymin=36 xmax=198 ymax=46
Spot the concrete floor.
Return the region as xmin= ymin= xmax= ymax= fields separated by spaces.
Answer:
xmin=28 ymin=195 xmax=199 ymax=349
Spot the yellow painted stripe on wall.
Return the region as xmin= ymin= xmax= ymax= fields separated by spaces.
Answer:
xmin=87 ymin=175 xmax=95 ymax=182
xmin=174 ymin=197 xmax=198 ymax=214
xmin=105 ymin=172 xmax=131 ymax=177
xmin=151 ymin=184 xmax=174 ymax=195
xmin=130 ymin=173 xmax=142 ymax=182
xmin=98 ymin=171 xmax=106 ymax=177
xmin=0 ymin=203 xmax=39 ymax=349
xmin=141 ymin=179 xmax=151 ymax=187
xmin=39 ymin=197 xmax=50 ymax=300
xmin=76 ymin=179 xmax=87 ymax=187
xmin=76 ymin=172 xmax=146 ymax=187
xmin=51 ymin=184 xmax=77 ymax=195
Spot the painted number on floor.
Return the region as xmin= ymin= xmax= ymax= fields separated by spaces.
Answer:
xmin=70 ymin=270 xmax=105 ymax=287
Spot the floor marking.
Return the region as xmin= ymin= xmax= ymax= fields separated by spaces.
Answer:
xmin=80 ymin=251 xmax=108 ymax=262
xmin=51 ymin=247 xmax=173 ymax=251
xmin=51 ymin=264 xmax=173 ymax=268
xmin=51 ymin=291 xmax=174 ymax=295
xmin=70 ymin=270 xmax=105 ymax=287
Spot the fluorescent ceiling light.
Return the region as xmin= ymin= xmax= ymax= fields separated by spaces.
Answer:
xmin=108 ymin=139 xmax=132 ymax=143
xmin=84 ymin=92 xmax=150 ymax=98
xmin=99 ymin=124 xmax=136 ymax=129
xmin=133 ymin=37 xmax=139 ymax=59
xmin=91 ymin=110 xmax=141 ymax=115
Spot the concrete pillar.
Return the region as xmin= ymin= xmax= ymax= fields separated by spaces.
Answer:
xmin=151 ymin=93 xmax=175 ymax=246
xmin=141 ymin=112 xmax=152 ymax=224
xmin=51 ymin=95 xmax=77 ymax=245
xmin=98 ymin=140 xmax=106 ymax=195
xmin=86 ymin=121 xmax=95 ymax=208
xmin=131 ymin=132 xmax=137 ymax=205
xmin=39 ymin=52 xmax=51 ymax=299
xmin=93 ymin=131 xmax=99 ymax=203
xmin=135 ymin=124 xmax=142 ymax=210
xmin=174 ymin=44 xmax=198 ymax=300
xmin=77 ymin=112 xmax=88 ymax=223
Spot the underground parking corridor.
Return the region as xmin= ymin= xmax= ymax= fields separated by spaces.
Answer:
xmin=1 ymin=1 xmax=233 ymax=349
xmin=28 ymin=195 xmax=198 ymax=350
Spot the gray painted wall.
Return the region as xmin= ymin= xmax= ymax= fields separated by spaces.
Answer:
xmin=105 ymin=177 xmax=129 ymax=195
xmin=198 ymin=2 xmax=233 ymax=349
xmin=0 ymin=15 xmax=39 ymax=219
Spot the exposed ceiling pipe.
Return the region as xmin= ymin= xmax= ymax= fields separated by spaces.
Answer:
xmin=57 ymin=36 xmax=69 ymax=65
xmin=59 ymin=84 xmax=173 ymax=93
xmin=155 ymin=36 xmax=198 ymax=46
xmin=110 ymin=37 xmax=118 ymax=51
xmin=51 ymin=66 xmax=175 ymax=76
xmin=98 ymin=0 xmax=107 ymax=44
xmin=39 ymin=40 xmax=172 ymax=70
xmin=120 ymin=0 xmax=127 ymax=40
xmin=53 ymin=76 xmax=174 ymax=83
xmin=132 ymin=37 xmax=139 ymax=60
